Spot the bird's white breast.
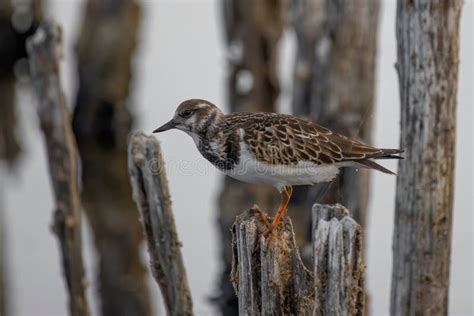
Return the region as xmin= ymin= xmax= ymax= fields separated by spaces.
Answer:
xmin=223 ymin=141 xmax=340 ymax=191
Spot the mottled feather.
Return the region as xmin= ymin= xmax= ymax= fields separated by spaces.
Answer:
xmin=221 ymin=112 xmax=402 ymax=172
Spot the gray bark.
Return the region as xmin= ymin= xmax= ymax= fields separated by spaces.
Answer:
xmin=231 ymin=203 xmax=365 ymax=315
xmin=290 ymin=0 xmax=380 ymax=228
xmin=217 ymin=0 xmax=285 ymax=313
xmin=72 ymin=2 xmax=151 ymax=315
xmin=391 ymin=1 xmax=462 ymax=315
xmin=312 ymin=204 xmax=365 ymax=315
xmin=128 ymin=132 xmax=194 ymax=316
xmin=27 ymin=21 xmax=90 ymax=316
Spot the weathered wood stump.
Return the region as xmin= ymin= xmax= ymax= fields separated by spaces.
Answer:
xmin=232 ymin=203 xmax=364 ymax=315
xmin=312 ymin=204 xmax=365 ymax=315
xmin=27 ymin=21 xmax=90 ymax=316
xmin=128 ymin=132 xmax=194 ymax=316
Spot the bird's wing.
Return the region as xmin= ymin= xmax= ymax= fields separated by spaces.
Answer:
xmin=236 ymin=113 xmax=391 ymax=166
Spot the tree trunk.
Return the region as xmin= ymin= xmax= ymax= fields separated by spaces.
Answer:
xmin=390 ymin=1 xmax=462 ymax=315
xmin=231 ymin=203 xmax=365 ymax=315
xmin=27 ymin=21 xmax=90 ymax=316
xmin=128 ymin=132 xmax=194 ymax=316
xmin=71 ymin=1 xmax=151 ymax=315
xmin=290 ymin=0 xmax=380 ymax=228
xmin=216 ymin=0 xmax=284 ymax=313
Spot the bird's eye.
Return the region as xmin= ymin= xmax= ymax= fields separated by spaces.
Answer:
xmin=180 ymin=109 xmax=194 ymax=118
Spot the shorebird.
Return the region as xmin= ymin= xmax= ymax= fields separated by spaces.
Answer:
xmin=153 ymin=99 xmax=402 ymax=234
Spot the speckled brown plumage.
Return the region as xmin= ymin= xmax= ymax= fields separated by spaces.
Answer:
xmin=154 ymin=99 xmax=403 ymax=175
xmin=220 ymin=111 xmax=402 ymax=172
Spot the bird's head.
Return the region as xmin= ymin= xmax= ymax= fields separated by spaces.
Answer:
xmin=153 ymin=99 xmax=224 ymax=135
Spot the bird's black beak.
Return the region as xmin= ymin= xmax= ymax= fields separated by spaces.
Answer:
xmin=153 ymin=119 xmax=176 ymax=133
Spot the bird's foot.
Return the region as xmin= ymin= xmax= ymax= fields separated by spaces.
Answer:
xmin=262 ymin=222 xmax=279 ymax=248
xmin=250 ymin=204 xmax=272 ymax=230
xmin=250 ymin=205 xmax=276 ymax=250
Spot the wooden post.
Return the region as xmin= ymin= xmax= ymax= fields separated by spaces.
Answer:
xmin=72 ymin=2 xmax=151 ymax=315
xmin=312 ymin=204 xmax=365 ymax=315
xmin=27 ymin=21 xmax=90 ymax=316
xmin=391 ymin=1 xmax=462 ymax=315
xmin=128 ymin=132 xmax=194 ymax=316
xmin=231 ymin=203 xmax=365 ymax=315
xmin=290 ymin=0 xmax=380 ymax=228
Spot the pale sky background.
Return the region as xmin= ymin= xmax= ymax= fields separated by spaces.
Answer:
xmin=1 ymin=1 xmax=472 ymax=315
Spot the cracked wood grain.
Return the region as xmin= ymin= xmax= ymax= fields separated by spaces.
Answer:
xmin=232 ymin=203 xmax=364 ymax=315
xmin=27 ymin=21 xmax=90 ymax=316
xmin=128 ymin=132 xmax=193 ymax=316
xmin=391 ymin=1 xmax=462 ymax=315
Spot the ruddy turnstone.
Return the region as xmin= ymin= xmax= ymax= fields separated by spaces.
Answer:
xmin=153 ymin=99 xmax=402 ymax=232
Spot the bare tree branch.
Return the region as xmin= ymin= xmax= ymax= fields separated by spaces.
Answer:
xmin=27 ymin=21 xmax=90 ymax=316
xmin=128 ymin=132 xmax=193 ymax=316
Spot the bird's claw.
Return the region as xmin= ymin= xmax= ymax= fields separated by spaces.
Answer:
xmin=263 ymin=225 xmax=277 ymax=248
xmin=251 ymin=205 xmax=272 ymax=230
xmin=250 ymin=205 xmax=277 ymax=250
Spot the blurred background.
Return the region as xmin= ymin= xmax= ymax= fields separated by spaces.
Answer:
xmin=0 ymin=0 xmax=472 ymax=315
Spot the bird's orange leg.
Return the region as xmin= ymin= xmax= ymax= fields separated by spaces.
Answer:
xmin=265 ymin=186 xmax=293 ymax=238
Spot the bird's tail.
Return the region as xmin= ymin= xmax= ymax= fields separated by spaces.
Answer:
xmin=356 ymin=159 xmax=397 ymax=175
xmin=374 ymin=148 xmax=404 ymax=160
xmin=356 ymin=148 xmax=404 ymax=175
